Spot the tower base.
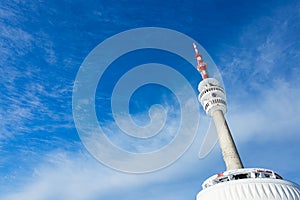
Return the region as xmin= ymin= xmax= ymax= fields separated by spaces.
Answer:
xmin=197 ymin=168 xmax=300 ymax=200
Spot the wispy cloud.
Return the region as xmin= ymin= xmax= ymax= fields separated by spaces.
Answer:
xmin=0 ymin=88 xmax=211 ymax=200
xmin=5 ymin=72 xmax=300 ymax=199
xmin=0 ymin=2 xmax=72 ymax=141
xmin=212 ymin=1 xmax=300 ymax=142
xmin=0 ymin=146 xmax=210 ymax=200
xmin=218 ymin=1 xmax=300 ymax=89
xmin=0 ymin=66 xmax=73 ymax=140
xmin=228 ymin=78 xmax=300 ymax=141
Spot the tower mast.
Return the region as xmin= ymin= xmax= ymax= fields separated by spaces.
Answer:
xmin=193 ymin=43 xmax=243 ymax=170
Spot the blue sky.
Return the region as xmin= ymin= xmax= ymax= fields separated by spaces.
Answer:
xmin=1 ymin=0 xmax=300 ymax=199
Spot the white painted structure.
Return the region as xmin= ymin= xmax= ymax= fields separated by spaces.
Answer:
xmin=197 ymin=167 xmax=300 ymax=199
xmin=197 ymin=177 xmax=300 ymax=199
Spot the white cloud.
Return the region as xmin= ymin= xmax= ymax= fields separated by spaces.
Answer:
xmin=219 ymin=1 xmax=300 ymax=90
xmin=0 ymin=2 xmax=70 ymax=141
xmin=0 ymin=1 xmax=57 ymax=65
xmin=0 ymin=65 xmax=73 ymax=140
xmin=1 ymin=144 xmax=212 ymax=200
xmin=228 ymin=78 xmax=300 ymax=141
xmin=0 ymin=92 xmax=212 ymax=200
xmin=218 ymin=2 xmax=300 ymax=142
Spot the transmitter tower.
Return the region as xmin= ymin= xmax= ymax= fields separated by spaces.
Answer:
xmin=193 ymin=43 xmax=300 ymax=199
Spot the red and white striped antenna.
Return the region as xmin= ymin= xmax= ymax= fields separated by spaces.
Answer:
xmin=193 ymin=42 xmax=208 ymax=79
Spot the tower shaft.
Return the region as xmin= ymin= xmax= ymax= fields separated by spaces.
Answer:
xmin=211 ymin=110 xmax=243 ymax=170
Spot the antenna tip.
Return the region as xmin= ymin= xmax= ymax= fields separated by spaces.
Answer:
xmin=193 ymin=42 xmax=197 ymax=48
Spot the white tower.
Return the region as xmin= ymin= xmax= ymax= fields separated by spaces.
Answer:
xmin=193 ymin=43 xmax=300 ymax=199
xmin=193 ymin=43 xmax=243 ymax=170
